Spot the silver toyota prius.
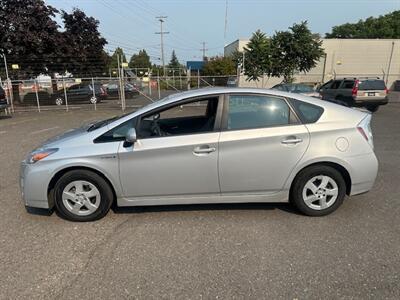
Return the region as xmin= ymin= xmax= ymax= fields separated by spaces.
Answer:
xmin=20 ymin=88 xmax=378 ymax=221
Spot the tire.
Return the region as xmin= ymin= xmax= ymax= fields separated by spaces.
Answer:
xmin=290 ymin=165 xmax=346 ymax=216
xmin=54 ymin=170 xmax=114 ymax=221
xmin=366 ymin=105 xmax=379 ymax=113
xmin=55 ymin=97 xmax=64 ymax=106
xmin=89 ymin=96 xmax=98 ymax=104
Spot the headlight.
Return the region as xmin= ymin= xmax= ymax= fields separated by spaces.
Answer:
xmin=27 ymin=148 xmax=59 ymax=164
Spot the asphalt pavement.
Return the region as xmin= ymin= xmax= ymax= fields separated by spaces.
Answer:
xmin=0 ymin=98 xmax=399 ymax=299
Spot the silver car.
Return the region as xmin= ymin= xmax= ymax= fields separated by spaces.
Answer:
xmin=20 ymin=88 xmax=378 ymax=221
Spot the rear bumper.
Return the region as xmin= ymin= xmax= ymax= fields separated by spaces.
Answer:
xmin=354 ymin=97 xmax=388 ymax=106
xmin=347 ymin=152 xmax=379 ymax=196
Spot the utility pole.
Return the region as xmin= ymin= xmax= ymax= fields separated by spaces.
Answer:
xmin=155 ymin=16 xmax=169 ymax=77
xmin=224 ymin=0 xmax=228 ymax=49
xmin=200 ymin=42 xmax=208 ymax=61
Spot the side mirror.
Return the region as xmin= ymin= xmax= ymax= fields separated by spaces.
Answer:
xmin=124 ymin=128 xmax=137 ymax=147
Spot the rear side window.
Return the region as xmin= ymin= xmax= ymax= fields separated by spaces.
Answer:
xmin=227 ymin=95 xmax=293 ymax=130
xmin=342 ymin=80 xmax=354 ymax=89
xmin=289 ymin=99 xmax=324 ymax=123
xmin=358 ymin=80 xmax=386 ymax=90
xmin=330 ymin=80 xmax=342 ymax=89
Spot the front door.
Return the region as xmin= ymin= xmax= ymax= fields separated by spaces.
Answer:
xmin=118 ymin=96 xmax=222 ymax=198
xmin=218 ymin=94 xmax=310 ymax=194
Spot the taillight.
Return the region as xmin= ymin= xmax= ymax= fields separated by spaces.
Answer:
xmin=100 ymin=87 xmax=106 ymax=95
xmin=357 ymin=127 xmax=368 ymax=141
xmin=357 ymin=114 xmax=374 ymax=149
xmin=384 ymin=87 xmax=389 ymax=95
xmin=352 ymin=80 xmax=359 ymax=97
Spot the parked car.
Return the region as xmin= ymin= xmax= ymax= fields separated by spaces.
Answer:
xmin=105 ymin=82 xmax=140 ymax=99
xmin=0 ymin=86 xmax=8 ymax=112
xmin=21 ymin=87 xmax=378 ymax=221
xmin=272 ymin=83 xmax=320 ymax=98
xmin=52 ymin=83 xmax=107 ymax=105
xmin=227 ymin=76 xmax=238 ymax=87
xmin=318 ymin=77 xmax=388 ymax=112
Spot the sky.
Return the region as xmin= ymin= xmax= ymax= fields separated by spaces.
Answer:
xmin=46 ymin=0 xmax=400 ymax=64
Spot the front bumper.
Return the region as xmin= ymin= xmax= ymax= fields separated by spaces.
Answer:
xmin=20 ymin=161 xmax=52 ymax=209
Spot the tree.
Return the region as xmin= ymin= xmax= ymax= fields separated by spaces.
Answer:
xmin=0 ymin=0 xmax=61 ymax=78
xmin=109 ymin=47 xmax=127 ymax=71
xmin=129 ymin=49 xmax=151 ymax=69
xmin=60 ymin=9 xmax=108 ymax=77
xmin=326 ymin=10 xmax=400 ymax=39
xmin=270 ymin=22 xmax=324 ymax=82
xmin=168 ymin=50 xmax=181 ymax=69
xmin=203 ymin=56 xmax=236 ymax=76
xmin=243 ymin=30 xmax=271 ymax=82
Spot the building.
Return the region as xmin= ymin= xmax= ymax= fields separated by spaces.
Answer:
xmin=224 ymin=38 xmax=400 ymax=89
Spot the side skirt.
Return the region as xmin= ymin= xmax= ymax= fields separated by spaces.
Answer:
xmin=117 ymin=191 xmax=289 ymax=207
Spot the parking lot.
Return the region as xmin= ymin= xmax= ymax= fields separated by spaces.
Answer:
xmin=0 ymin=97 xmax=399 ymax=299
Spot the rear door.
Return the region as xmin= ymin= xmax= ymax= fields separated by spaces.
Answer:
xmin=218 ymin=94 xmax=310 ymax=194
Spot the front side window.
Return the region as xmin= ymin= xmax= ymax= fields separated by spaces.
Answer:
xmin=227 ymin=95 xmax=292 ymax=130
xmin=138 ymin=97 xmax=219 ymax=138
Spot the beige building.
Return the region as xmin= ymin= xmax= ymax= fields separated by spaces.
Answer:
xmin=224 ymin=38 xmax=400 ymax=89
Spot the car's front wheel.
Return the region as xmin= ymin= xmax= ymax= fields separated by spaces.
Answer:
xmin=54 ymin=170 xmax=113 ymax=221
xmin=290 ymin=165 xmax=346 ymax=216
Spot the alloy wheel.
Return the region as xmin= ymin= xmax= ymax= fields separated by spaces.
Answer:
xmin=302 ymin=175 xmax=339 ymax=210
xmin=61 ymin=180 xmax=101 ymax=216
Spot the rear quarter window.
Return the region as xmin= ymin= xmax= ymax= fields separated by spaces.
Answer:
xmin=289 ymin=99 xmax=324 ymax=123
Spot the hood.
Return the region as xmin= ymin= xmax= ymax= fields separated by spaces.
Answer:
xmin=41 ymin=124 xmax=91 ymax=148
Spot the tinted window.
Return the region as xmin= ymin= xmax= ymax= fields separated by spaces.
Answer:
xmin=289 ymin=99 xmax=324 ymax=123
xmin=292 ymin=84 xmax=314 ymax=93
xmin=227 ymin=95 xmax=291 ymax=130
xmin=330 ymin=80 xmax=342 ymax=89
xmin=94 ymin=117 xmax=136 ymax=143
xmin=342 ymin=80 xmax=354 ymax=89
xmin=358 ymin=80 xmax=386 ymax=90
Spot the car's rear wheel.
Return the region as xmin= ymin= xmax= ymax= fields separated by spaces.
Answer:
xmin=290 ymin=165 xmax=346 ymax=216
xmin=55 ymin=97 xmax=64 ymax=106
xmin=54 ymin=170 xmax=113 ymax=221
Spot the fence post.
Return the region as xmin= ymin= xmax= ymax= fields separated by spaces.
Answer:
xmin=8 ymin=78 xmax=14 ymax=113
xmin=34 ymin=79 xmax=41 ymax=113
xmin=157 ymin=70 xmax=161 ymax=99
xmin=179 ymin=68 xmax=182 ymax=90
xmin=91 ymin=77 xmax=97 ymax=111
xmin=148 ymin=68 xmax=152 ymax=96
xmin=187 ymin=67 xmax=191 ymax=90
xmin=62 ymin=77 xmax=69 ymax=112
xmin=197 ymin=69 xmax=200 ymax=89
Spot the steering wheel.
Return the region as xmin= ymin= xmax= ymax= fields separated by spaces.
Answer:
xmin=150 ymin=116 xmax=162 ymax=136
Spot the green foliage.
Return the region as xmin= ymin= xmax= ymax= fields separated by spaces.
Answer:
xmin=0 ymin=0 xmax=61 ymax=78
xmin=0 ymin=1 xmax=108 ymax=78
xmin=202 ymin=56 xmax=236 ymax=76
xmin=271 ymin=21 xmax=324 ymax=82
xmin=168 ymin=50 xmax=181 ymax=69
xmin=109 ymin=47 xmax=127 ymax=70
xmin=326 ymin=10 xmax=400 ymax=39
xmin=129 ymin=49 xmax=151 ymax=69
xmin=244 ymin=23 xmax=324 ymax=83
xmin=60 ymin=9 xmax=108 ymax=77
xmin=243 ymin=30 xmax=271 ymax=81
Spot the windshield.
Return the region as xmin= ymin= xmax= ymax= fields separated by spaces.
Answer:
xmin=291 ymin=84 xmax=314 ymax=93
xmin=87 ymin=112 xmax=132 ymax=132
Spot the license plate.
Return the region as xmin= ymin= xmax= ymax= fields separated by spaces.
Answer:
xmin=367 ymin=92 xmax=375 ymax=96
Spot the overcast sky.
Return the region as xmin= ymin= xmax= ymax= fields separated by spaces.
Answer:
xmin=47 ymin=0 xmax=400 ymax=63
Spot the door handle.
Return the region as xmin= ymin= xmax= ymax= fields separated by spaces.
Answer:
xmin=281 ymin=138 xmax=303 ymax=144
xmin=193 ymin=146 xmax=216 ymax=154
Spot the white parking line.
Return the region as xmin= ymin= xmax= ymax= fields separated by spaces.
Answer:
xmin=31 ymin=126 xmax=60 ymax=135
xmin=0 ymin=130 xmax=6 ymax=134
xmin=3 ymin=118 xmax=38 ymax=127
